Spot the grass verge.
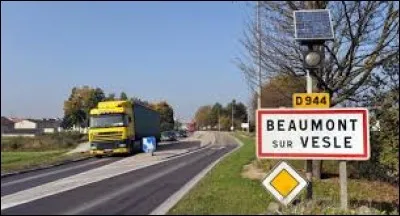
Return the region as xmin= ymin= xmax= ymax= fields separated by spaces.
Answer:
xmin=168 ymin=133 xmax=399 ymax=215
xmin=168 ymin=134 xmax=273 ymax=215
xmin=1 ymin=151 xmax=90 ymax=174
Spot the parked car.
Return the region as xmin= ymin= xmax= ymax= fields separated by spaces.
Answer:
xmin=178 ymin=130 xmax=188 ymax=138
xmin=161 ymin=131 xmax=177 ymax=141
xmin=172 ymin=130 xmax=187 ymax=139
xmin=173 ymin=130 xmax=182 ymax=138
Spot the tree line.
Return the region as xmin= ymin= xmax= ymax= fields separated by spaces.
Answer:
xmin=194 ymin=100 xmax=248 ymax=131
xmin=61 ymin=86 xmax=175 ymax=132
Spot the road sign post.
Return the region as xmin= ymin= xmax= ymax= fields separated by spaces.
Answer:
xmin=241 ymin=123 xmax=249 ymax=131
xmin=293 ymin=91 xmax=331 ymax=200
xmin=256 ymin=108 xmax=370 ymax=209
xmin=305 ymin=69 xmax=314 ymax=200
xmin=340 ymin=160 xmax=348 ymax=209
xmin=293 ymin=8 xmax=335 ymax=204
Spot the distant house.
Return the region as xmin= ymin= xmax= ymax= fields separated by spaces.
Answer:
xmin=14 ymin=118 xmax=62 ymax=132
xmin=2 ymin=117 xmax=63 ymax=137
xmin=8 ymin=117 xmax=24 ymax=123
xmin=1 ymin=117 xmax=15 ymax=134
xmin=69 ymin=125 xmax=88 ymax=134
xmin=30 ymin=118 xmax=63 ymax=133
xmin=14 ymin=119 xmax=37 ymax=129
xmin=42 ymin=119 xmax=63 ymax=133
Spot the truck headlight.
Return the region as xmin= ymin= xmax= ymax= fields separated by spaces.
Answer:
xmin=118 ymin=143 xmax=127 ymax=148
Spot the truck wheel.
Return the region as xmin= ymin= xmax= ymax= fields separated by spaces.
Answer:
xmin=129 ymin=140 xmax=135 ymax=155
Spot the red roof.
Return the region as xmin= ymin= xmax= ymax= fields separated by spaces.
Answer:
xmin=1 ymin=117 xmax=14 ymax=125
xmin=9 ymin=117 xmax=24 ymax=123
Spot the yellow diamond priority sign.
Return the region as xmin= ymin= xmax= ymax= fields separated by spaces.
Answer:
xmin=262 ymin=161 xmax=307 ymax=206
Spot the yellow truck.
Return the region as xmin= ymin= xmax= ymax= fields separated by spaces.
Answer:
xmin=89 ymin=100 xmax=161 ymax=157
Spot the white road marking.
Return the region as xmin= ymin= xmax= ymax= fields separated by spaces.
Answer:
xmin=1 ymin=159 xmax=110 ymax=188
xmin=210 ymin=146 xmax=225 ymax=150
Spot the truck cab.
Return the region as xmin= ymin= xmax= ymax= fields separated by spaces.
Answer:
xmin=89 ymin=101 xmax=135 ymax=156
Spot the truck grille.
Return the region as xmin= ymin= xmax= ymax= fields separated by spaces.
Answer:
xmin=93 ymin=131 xmax=123 ymax=141
xmin=95 ymin=142 xmax=117 ymax=150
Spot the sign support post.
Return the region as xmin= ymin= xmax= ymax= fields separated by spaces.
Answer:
xmin=305 ymin=67 xmax=313 ymax=200
xmin=256 ymin=108 xmax=369 ymax=207
xmin=340 ymin=160 xmax=348 ymax=209
xmin=305 ymin=160 xmax=313 ymax=200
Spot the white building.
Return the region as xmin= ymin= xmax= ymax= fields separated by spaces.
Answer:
xmin=14 ymin=119 xmax=37 ymax=129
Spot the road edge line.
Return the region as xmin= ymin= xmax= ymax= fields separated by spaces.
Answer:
xmin=149 ymin=133 xmax=244 ymax=215
xmin=1 ymin=156 xmax=92 ymax=178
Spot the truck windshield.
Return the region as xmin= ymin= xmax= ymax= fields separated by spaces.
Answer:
xmin=90 ymin=114 xmax=127 ymax=128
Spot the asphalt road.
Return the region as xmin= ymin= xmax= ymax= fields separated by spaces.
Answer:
xmin=1 ymin=157 xmax=123 ymax=197
xmin=1 ymin=133 xmax=237 ymax=215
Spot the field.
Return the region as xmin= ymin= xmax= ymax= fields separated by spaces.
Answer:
xmin=1 ymin=132 xmax=90 ymax=173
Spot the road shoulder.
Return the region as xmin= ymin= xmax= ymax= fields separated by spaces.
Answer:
xmin=151 ymin=132 xmax=243 ymax=215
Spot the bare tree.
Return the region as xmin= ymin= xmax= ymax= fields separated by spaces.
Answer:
xmin=236 ymin=1 xmax=399 ymax=179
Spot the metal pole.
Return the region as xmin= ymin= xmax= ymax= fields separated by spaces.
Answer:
xmin=218 ymin=109 xmax=221 ymax=131
xmin=247 ymin=108 xmax=250 ymax=133
xmin=305 ymin=45 xmax=313 ymax=200
xmin=257 ymin=1 xmax=262 ymax=109
xmin=305 ymin=70 xmax=313 ymax=200
xmin=306 ymin=70 xmax=312 ymax=93
xmin=231 ymin=100 xmax=234 ymax=131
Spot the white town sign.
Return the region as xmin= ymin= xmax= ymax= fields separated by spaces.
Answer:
xmin=256 ymin=108 xmax=369 ymax=160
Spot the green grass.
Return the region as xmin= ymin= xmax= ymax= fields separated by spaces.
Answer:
xmin=1 ymin=133 xmax=90 ymax=174
xmin=1 ymin=151 xmax=90 ymax=173
xmin=168 ymin=134 xmax=273 ymax=215
xmin=168 ymin=133 xmax=399 ymax=215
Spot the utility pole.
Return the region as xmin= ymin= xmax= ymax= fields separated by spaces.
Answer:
xmin=247 ymin=107 xmax=250 ymax=133
xmin=218 ymin=108 xmax=221 ymax=131
xmin=257 ymin=1 xmax=262 ymax=109
xmin=231 ymin=100 xmax=235 ymax=131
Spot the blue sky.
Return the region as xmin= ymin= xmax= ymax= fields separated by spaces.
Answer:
xmin=1 ymin=1 xmax=253 ymax=122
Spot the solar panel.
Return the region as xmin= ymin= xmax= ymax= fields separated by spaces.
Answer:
xmin=294 ymin=9 xmax=334 ymax=41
